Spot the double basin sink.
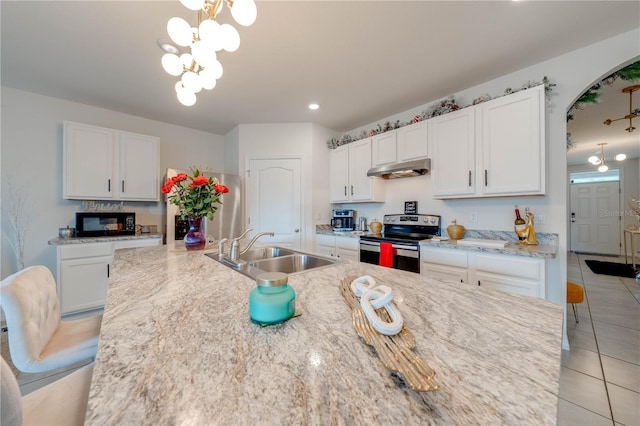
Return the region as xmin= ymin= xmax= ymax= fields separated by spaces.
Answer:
xmin=206 ymin=246 xmax=344 ymax=280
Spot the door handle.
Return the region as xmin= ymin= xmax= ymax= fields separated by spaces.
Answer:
xmin=484 ymin=169 xmax=488 ymax=186
xmin=344 ymin=186 xmax=347 ymax=196
xmin=122 ymin=180 xmax=125 ymax=192
xmin=468 ymin=170 xmax=472 ymax=187
xmin=108 ymin=179 xmax=111 ymax=192
xmin=351 ymin=185 xmax=354 ymax=196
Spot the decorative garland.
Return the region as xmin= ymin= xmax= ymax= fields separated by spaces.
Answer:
xmin=327 ymin=77 xmax=555 ymax=150
xmin=566 ymin=60 xmax=640 ymax=150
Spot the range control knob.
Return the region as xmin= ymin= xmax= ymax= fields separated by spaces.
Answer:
xmin=430 ymin=218 xmax=436 ymax=224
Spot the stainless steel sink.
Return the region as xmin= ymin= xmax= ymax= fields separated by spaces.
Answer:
xmin=248 ymin=254 xmax=335 ymax=274
xmin=206 ymin=247 xmax=343 ymax=279
xmin=238 ymin=246 xmax=296 ymax=261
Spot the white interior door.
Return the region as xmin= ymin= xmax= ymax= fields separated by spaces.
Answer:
xmin=247 ymin=158 xmax=302 ymax=249
xmin=570 ymin=181 xmax=621 ymax=255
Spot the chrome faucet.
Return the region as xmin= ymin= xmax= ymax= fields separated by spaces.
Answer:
xmin=229 ymin=229 xmax=275 ymax=261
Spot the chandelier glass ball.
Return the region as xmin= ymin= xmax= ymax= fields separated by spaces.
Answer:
xmin=163 ymin=0 xmax=256 ymax=106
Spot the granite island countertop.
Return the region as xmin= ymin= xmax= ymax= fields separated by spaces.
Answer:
xmin=48 ymin=233 xmax=162 ymax=245
xmin=86 ymin=245 xmax=563 ymax=425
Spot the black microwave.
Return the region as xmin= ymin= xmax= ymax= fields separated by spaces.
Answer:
xmin=75 ymin=212 xmax=136 ymax=237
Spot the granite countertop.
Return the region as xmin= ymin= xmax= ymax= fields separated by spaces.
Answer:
xmin=48 ymin=233 xmax=162 ymax=245
xmin=316 ymin=225 xmax=558 ymax=259
xmin=85 ymin=245 xmax=563 ymax=425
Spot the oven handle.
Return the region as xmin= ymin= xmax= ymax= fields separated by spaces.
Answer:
xmin=359 ymin=241 xmax=419 ymax=258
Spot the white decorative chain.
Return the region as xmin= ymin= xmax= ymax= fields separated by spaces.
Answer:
xmin=350 ymin=276 xmax=404 ymax=336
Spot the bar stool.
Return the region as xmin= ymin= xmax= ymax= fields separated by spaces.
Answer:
xmin=567 ymin=282 xmax=585 ymax=323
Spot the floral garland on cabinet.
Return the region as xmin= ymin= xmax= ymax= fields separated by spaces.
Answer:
xmin=326 ymin=76 xmax=555 ymax=150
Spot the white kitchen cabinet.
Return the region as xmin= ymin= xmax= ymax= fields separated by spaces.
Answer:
xmin=397 ymin=121 xmax=428 ymax=161
xmin=117 ymin=131 xmax=160 ymax=200
xmin=315 ymin=234 xmax=360 ymax=261
xmin=56 ymin=238 xmax=161 ymax=315
xmin=371 ymin=131 xmax=397 ymax=166
xmin=480 ymin=85 xmax=545 ymax=196
xmin=430 ymin=85 xmax=545 ymax=199
xmin=329 ymin=139 xmax=385 ymax=203
xmin=430 ymin=108 xmax=476 ymax=198
xmin=63 ymin=121 xmax=160 ymax=201
xmin=420 ymin=246 xmax=546 ymax=298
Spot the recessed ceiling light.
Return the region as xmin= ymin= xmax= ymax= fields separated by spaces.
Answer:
xmin=157 ymin=38 xmax=179 ymax=54
xmin=308 ymin=103 xmax=319 ymax=110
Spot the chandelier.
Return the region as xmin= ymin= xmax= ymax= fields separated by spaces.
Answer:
xmin=603 ymin=84 xmax=640 ymax=132
xmin=587 ymin=142 xmax=627 ymax=172
xmin=161 ymin=0 xmax=257 ymax=106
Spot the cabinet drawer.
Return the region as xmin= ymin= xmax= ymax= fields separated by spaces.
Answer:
xmin=59 ymin=242 xmax=113 ymax=260
xmin=473 ymin=253 xmax=542 ymax=281
xmin=316 ymin=234 xmax=335 ymax=247
xmin=335 ymin=236 xmax=359 ymax=251
xmin=421 ymin=247 xmax=468 ymax=268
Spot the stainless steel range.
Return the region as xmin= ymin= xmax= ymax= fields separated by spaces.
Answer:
xmin=359 ymin=214 xmax=441 ymax=273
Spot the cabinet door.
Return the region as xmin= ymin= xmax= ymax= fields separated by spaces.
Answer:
xmin=337 ymin=248 xmax=359 ymax=262
xmin=63 ymin=122 xmax=114 ymax=200
xmin=430 ymin=108 xmax=476 ymax=198
xmin=422 ymin=262 xmax=468 ymax=283
xmin=397 ymin=121 xmax=428 ymax=161
xmin=371 ymin=132 xmax=397 ymax=166
xmin=118 ymin=132 xmax=160 ymax=201
xmin=58 ymin=256 xmax=111 ymax=314
xmin=474 ymin=272 xmax=540 ymax=298
xmin=481 ymin=85 xmax=545 ymax=196
xmin=349 ymin=139 xmax=374 ymax=201
xmin=329 ymin=146 xmax=350 ymax=202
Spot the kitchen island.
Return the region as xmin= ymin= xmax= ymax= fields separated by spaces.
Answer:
xmin=86 ymin=245 xmax=563 ymax=425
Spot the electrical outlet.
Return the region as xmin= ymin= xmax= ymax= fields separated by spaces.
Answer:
xmin=537 ymin=213 xmax=546 ymax=224
xmin=470 ymin=212 xmax=478 ymax=223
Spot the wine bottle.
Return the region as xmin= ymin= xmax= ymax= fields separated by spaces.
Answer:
xmin=514 ymin=205 xmax=526 ymax=240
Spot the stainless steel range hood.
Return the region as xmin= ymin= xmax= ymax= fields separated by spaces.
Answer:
xmin=367 ymin=158 xmax=431 ymax=179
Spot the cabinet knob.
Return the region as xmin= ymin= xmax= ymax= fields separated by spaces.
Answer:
xmin=294 ymin=228 xmax=300 ymax=233
xmin=477 ymin=280 xmax=481 ymax=286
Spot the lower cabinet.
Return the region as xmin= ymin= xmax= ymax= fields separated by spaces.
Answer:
xmin=421 ymin=246 xmax=546 ymax=298
xmin=56 ymin=238 xmax=161 ymax=315
xmin=315 ymin=234 xmax=360 ymax=262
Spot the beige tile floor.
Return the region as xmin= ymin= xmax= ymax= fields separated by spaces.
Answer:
xmin=558 ymin=252 xmax=640 ymax=426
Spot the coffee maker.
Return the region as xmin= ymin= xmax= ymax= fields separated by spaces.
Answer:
xmin=331 ymin=209 xmax=355 ymax=231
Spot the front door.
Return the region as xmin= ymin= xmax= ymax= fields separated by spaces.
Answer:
xmin=247 ymin=158 xmax=302 ymax=249
xmin=570 ymin=181 xmax=621 ymax=255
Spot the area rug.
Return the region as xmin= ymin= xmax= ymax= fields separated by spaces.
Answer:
xmin=585 ymin=260 xmax=638 ymax=278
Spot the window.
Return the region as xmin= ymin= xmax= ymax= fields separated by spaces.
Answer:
xmin=570 ymin=169 xmax=620 ymax=184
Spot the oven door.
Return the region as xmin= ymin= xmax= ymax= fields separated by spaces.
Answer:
xmin=359 ymin=240 xmax=420 ymax=273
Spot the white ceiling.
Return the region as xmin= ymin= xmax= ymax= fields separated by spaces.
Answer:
xmin=2 ymin=1 xmax=639 ymax=165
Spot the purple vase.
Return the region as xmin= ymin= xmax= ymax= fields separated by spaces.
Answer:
xmin=185 ymin=217 xmax=206 ymax=250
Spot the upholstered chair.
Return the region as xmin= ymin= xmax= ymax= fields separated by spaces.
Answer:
xmin=1 ymin=355 xmax=94 ymax=426
xmin=0 ymin=266 xmax=102 ymax=373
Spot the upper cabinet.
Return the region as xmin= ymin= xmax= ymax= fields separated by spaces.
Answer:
xmin=64 ymin=121 xmax=160 ymax=201
xmin=329 ymin=138 xmax=385 ymax=203
xmin=431 ymin=85 xmax=545 ymax=199
xmin=371 ymin=132 xmax=397 ymax=167
xmin=397 ymin=120 xmax=428 ymax=162
xmin=371 ymin=121 xmax=429 ymax=167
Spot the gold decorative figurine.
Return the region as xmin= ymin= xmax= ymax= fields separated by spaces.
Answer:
xmin=515 ymin=207 xmax=537 ymax=245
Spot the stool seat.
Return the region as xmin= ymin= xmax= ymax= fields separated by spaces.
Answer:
xmin=567 ymin=281 xmax=585 ymax=323
xmin=567 ymin=282 xmax=584 ymax=304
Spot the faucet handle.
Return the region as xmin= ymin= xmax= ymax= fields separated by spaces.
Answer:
xmin=218 ymin=238 xmax=228 ymax=257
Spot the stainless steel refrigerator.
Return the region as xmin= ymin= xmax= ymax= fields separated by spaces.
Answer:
xmin=165 ymin=168 xmax=243 ymax=248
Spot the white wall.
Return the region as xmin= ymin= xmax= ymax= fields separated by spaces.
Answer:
xmin=1 ymin=87 xmax=226 ymax=279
